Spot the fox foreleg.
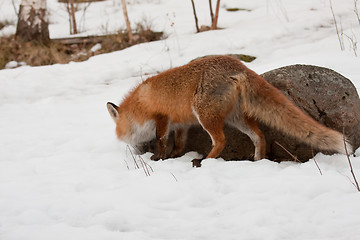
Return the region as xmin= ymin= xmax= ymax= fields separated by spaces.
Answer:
xmin=150 ymin=114 xmax=170 ymax=161
xmin=170 ymin=126 xmax=190 ymax=158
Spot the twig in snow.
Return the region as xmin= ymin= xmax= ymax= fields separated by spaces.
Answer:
xmin=170 ymin=172 xmax=178 ymax=182
xmin=139 ymin=154 xmax=154 ymax=177
xmin=138 ymin=155 xmax=150 ymax=176
xmin=313 ymin=158 xmax=323 ymax=176
xmin=123 ymin=159 xmax=130 ymax=170
xmin=311 ymin=148 xmax=323 ymax=175
xmin=126 ymin=145 xmax=153 ymax=176
xmin=274 ymin=141 xmax=301 ymax=163
xmin=343 ymin=135 xmax=360 ymax=192
xmin=127 ymin=145 xmax=140 ymax=169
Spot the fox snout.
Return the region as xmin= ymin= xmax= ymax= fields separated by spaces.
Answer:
xmin=107 ymin=102 xmax=157 ymax=148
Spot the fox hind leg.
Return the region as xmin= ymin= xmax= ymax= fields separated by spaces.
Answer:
xmin=192 ymin=109 xmax=227 ymax=167
xmin=191 ymin=75 xmax=241 ymax=166
xmin=243 ymin=116 xmax=266 ymax=160
xmin=228 ymin=114 xmax=266 ymax=161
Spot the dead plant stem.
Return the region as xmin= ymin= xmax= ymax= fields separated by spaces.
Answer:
xmin=355 ymin=0 xmax=360 ymax=25
xmin=344 ymin=136 xmax=360 ymax=191
xmin=329 ymin=0 xmax=345 ymax=50
xmin=313 ymin=158 xmax=323 ymax=175
xmin=311 ymin=148 xmax=323 ymax=175
xmin=126 ymin=145 xmax=153 ymax=176
xmin=170 ymin=172 xmax=178 ymax=182
xmin=138 ymin=155 xmax=150 ymax=176
xmin=274 ymin=141 xmax=301 ymax=163
xmin=127 ymin=145 xmax=139 ymax=169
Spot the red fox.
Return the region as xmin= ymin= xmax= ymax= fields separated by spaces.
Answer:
xmin=107 ymin=55 xmax=353 ymax=167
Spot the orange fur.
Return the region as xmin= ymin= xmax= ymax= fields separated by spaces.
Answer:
xmin=107 ymin=56 xmax=353 ymax=166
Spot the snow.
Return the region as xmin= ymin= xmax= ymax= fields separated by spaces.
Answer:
xmin=1 ymin=0 xmax=360 ymax=239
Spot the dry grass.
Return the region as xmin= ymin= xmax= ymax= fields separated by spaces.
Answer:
xmin=330 ymin=0 xmax=359 ymax=56
xmin=0 ymin=36 xmax=70 ymax=69
xmin=0 ymin=24 xmax=164 ymax=70
xmin=99 ymin=25 xmax=163 ymax=55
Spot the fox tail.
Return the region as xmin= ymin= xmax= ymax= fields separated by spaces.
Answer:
xmin=234 ymin=72 xmax=353 ymax=155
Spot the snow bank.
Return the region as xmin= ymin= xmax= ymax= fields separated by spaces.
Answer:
xmin=0 ymin=0 xmax=360 ymax=239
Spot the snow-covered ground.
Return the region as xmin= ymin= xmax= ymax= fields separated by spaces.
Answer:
xmin=1 ymin=0 xmax=360 ymax=239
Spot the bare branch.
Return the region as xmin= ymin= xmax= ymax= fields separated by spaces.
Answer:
xmin=190 ymin=0 xmax=200 ymax=32
xmin=211 ymin=0 xmax=221 ymax=29
xmin=209 ymin=0 xmax=214 ymax=24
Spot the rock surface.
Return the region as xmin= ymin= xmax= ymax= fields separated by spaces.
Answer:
xmin=140 ymin=64 xmax=360 ymax=162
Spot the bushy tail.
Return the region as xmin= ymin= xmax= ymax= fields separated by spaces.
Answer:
xmin=237 ymin=73 xmax=353 ymax=155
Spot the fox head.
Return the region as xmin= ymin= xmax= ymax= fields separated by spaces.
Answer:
xmin=107 ymin=102 xmax=129 ymax=141
xmin=107 ymin=102 xmax=156 ymax=150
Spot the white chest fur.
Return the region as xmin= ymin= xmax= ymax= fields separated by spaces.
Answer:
xmin=124 ymin=120 xmax=156 ymax=146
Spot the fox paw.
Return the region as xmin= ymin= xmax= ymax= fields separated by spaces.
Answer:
xmin=192 ymin=158 xmax=203 ymax=168
xmin=151 ymin=152 xmax=168 ymax=161
xmin=150 ymin=154 xmax=161 ymax=161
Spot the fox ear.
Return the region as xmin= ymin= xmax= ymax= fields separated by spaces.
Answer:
xmin=107 ymin=102 xmax=119 ymax=122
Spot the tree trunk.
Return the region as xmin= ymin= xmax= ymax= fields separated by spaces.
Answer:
xmin=16 ymin=0 xmax=49 ymax=43
xmin=121 ymin=0 xmax=133 ymax=44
